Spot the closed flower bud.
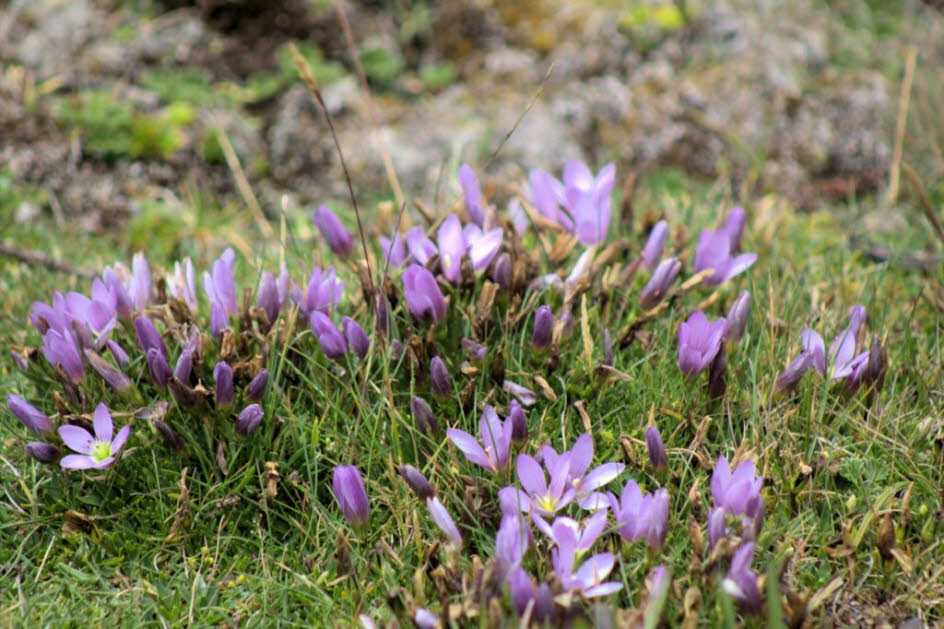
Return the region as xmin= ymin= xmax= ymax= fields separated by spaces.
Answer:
xmin=246 ymin=369 xmax=270 ymax=401
xmin=430 ymin=356 xmax=452 ymax=397
xmin=84 ymin=348 xmax=132 ymax=392
xmin=312 ymin=206 xmax=354 ymax=257
xmin=333 ymin=464 xmax=369 ymax=525
xmin=402 ymin=265 xmax=447 ymax=323
xmin=153 ymin=420 xmax=185 ymax=450
xmin=25 ymin=441 xmax=60 ymax=463
xmin=410 ymin=396 xmax=439 ymax=434
xmin=508 ymin=400 xmax=527 ymax=442
xmin=708 ymin=507 xmax=726 ymax=550
xmin=257 ymin=271 xmax=281 ymax=325
xmin=640 ymin=257 xmax=681 ymax=310
xmin=106 ymin=340 xmax=130 ymax=367
xmin=861 ymin=334 xmax=887 ymax=392
xmin=531 ymin=305 xmax=553 ymax=350
xmin=236 ymin=403 xmax=264 ymax=436
xmin=396 ymin=464 xmax=435 ymax=499
xmin=342 ymin=317 xmax=370 ymax=359
xmin=310 ymin=311 xmax=347 ymax=360
xmin=210 ymin=302 xmax=228 ymax=338
xmin=174 ymin=349 xmax=193 ymax=384
xmin=147 ymin=348 xmax=172 ymax=388
xmin=707 ymin=347 xmax=728 ymax=398
xmin=502 ymin=380 xmax=537 ymax=407
xmin=7 ymin=394 xmax=53 ymax=434
xmin=214 ymin=361 xmax=234 ymax=407
xmin=723 ymin=291 xmax=751 ymax=344
xmin=134 ymin=315 xmax=166 ymax=359
xmin=491 ymin=253 xmax=512 ymax=291
xmin=641 ymin=220 xmax=669 ymax=270
xmin=645 ymin=425 xmax=667 ymax=470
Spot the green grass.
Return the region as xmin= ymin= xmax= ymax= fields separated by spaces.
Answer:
xmin=1 ymin=169 xmax=942 ymax=627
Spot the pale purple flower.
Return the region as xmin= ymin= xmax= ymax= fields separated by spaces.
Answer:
xmin=641 ymin=220 xmax=669 ymax=270
xmin=58 ymin=403 xmax=130 ymax=470
xmin=491 ymin=252 xmax=512 ymax=290
xmin=426 ymin=496 xmax=462 ymax=546
xmin=529 ymin=168 xmax=571 ymax=229
xmin=559 ymin=160 xmax=616 ymax=245
xmin=333 ymin=465 xmax=369 ymax=525
xmin=722 ymin=207 xmax=746 ymax=252
xmin=396 ymin=465 xmax=435 ymax=499
xmin=414 ymin=608 xmax=438 ymax=629
xmin=312 ymin=205 xmax=354 ymax=257
xmin=693 ymin=222 xmax=756 ymax=286
xmin=129 ymin=252 xmax=153 ymax=311
xmin=495 ymin=513 xmax=530 ymax=581
xmin=535 ymin=510 xmax=608 ymax=554
xmin=711 ymin=456 xmax=764 ymax=540
xmin=645 ymin=425 xmax=667 ymax=470
xmin=210 ymin=303 xmax=228 ymax=338
xmin=640 ymin=257 xmax=681 ymax=310
xmin=146 ymin=348 xmax=171 ymax=388
xmin=502 ymin=380 xmax=537 ymax=407
xmin=405 ymin=227 xmax=438 ymax=265
xmin=828 ymin=306 xmax=868 ymax=380
xmin=678 ymin=310 xmax=726 ymax=376
xmin=214 ymin=361 xmax=234 ymax=407
xmin=429 ymin=356 xmax=452 ymax=397
xmin=134 ymin=315 xmax=167 ymax=360
xmin=236 ymin=403 xmax=263 ymax=435
xmin=257 ymin=271 xmax=282 ymax=324
xmin=106 ymin=340 xmax=130 ymax=367
xmin=26 ymin=441 xmax=60 ymax=463
xmin=447 ymin=406 xmax=514 ymax=473
xmin=84 ymin=348 xmax=132 ymax=392
xmin=167 ymin=258 xmax=197 ymax=311
xmin=310 ymin=311 xmax=347 ymax=360
xmin=293 ymin=266 xmax=344 ymax=315
xmin=508 ymin=199 xmax=528 ymax=234
xmin=246 ymin=369 xmax=269 ymax=401
xmin=463 ymin=224 xmax=504 ymax=271
xmin=500 ymin=453 xmax=576 ymax=517
xmin=203 ymin=248 xmax=238 ymax=315
xmin=551 ymin=517 xmax=622 ymax=598
xmin=531 ymin=305 xmax=553 ymax=349
xmin=724 ymin=291 xmax=751 ymax=343
xmin=462 ymin=338 xmax=487 ymax=361
xmin=7 ymin=394 xmax=53 ymax=434
xmin=777 ymin=306 xmax=870 ymax=391
xmin=41 ymin=328 xmax=84 ymax=382
xmin=437 ymin=214 xmax=468 ymax=283
xmin=379 ymin=232 xmax=407 ymax=267
xmin=609 ymin=481 xmax=669 ymax=550
xmin=341 ymin=317 xmax=370 ymax=359
xmin=459 ymin=164 xmax=486 ymax=228
xmin=402 ymin=265 xmax=446 ymax=323
xmin=722 ymin=543 xmax=762 ymax=613
xmin=509 ymin=568 xmax=555 ymax=621
xmin=708 ymin=507 xmax=727 ymax=550
xmin=174 ymin=349 xmax=193 ymax=383
xmin=541 ymin=433 xmax=625 ymax=510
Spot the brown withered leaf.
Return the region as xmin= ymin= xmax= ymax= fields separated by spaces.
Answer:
xmin=219 ymin=329 xmax=238 ymax=362
xmin=620 ymin=435 xmax=639 ymax=466
xmin=62 ymin=510 xmax=94 ymax=536
xmin=232 ymin=355 xmax=263 ymax=381
xmin=164 ymin=468 xmax=191 ymax=543
xmin=877 ymin=513 xmax=895 ymax=561
xmin=473 ymin=281 xmax=499 ymax=333
xmin=216 ymin=442 xmax=228 ymax=476
xmin=683 ymin=586 xmax=702 ymax=629
xmin=134 ymin=400 xmax=170 ymax=422
xmin=533 ymin=375 xmax=557 ymax=402
xmin=573 ymin=401 xmax=593 ymax=434
xmin=263 ymin=461 xmax=280 ymax=504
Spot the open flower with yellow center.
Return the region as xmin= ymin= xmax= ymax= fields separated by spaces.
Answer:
xmin=58 ymin=403 xmax=130 ymax=470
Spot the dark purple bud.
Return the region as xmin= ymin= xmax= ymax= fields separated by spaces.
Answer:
xmin=707 ymin=347 xmax=728 ymax=398
xmin=723 ymin=291 xmax=751 ymax=344
xmin=396 ymin=464 xmax=435 ymax=499
xmin=531 ymin=305 xmax=553 ymax=350
xmin=861 ymin=334 xmax=887 ymax=392
xmin=640 ymin=257 xmax=681 ymax=310
xmin=374 ymin=295 xmax=391 ymax=336
xmin=174 ymin=350 xmax=193 ymax=384
xmin=708 ymin=507 xmax=726 ymax=551
xmin=134 ymin=316 xmax=166 ymax=359
xmin=147 ymin=348 xmax=172 ymax=388
xmin=430 ymin=356 xmax=452 ymax=397
xmin=491 ymin=253 xmax=512 ymax=291
xmin=333 ymin=464 xmax=369 ymax=525
xmin=236 ymin=403 xmax=264 ymax=435
xmin=508 ymin=400 xmax=527 ymax=442
xmin=410 ymin=396 xmax=439 ymax=434
xmin=214 ymin=361 xmax=234 ymax=407
xmin=25 ymin=441 xmax=60 ymax=463
xmin=106 ymin=340 xmax=130 ymax=367
xmin=84 ymin=348 xmax=132 ymax=392
xmin=602 ymin=329 xmax=613 ymax=366
xmin=246 ymin=369 xmax=270 ymax=401
xmin=7 ymin=394 xmax=53 ymax=434
xmin=341 ymin=317 xmax=370 ymax=359
xmin=310 ymin=311 xmax=347 ymax=360
xmin=645 ymin=425 xmax=667 ymax=470
xmin=154 ymin=420 xmax=185 ymax=450
xmin=257 ymin=271 xmax=281 ymax=324
xmin=402 ymin=265 xmax=447 ymax=323
xmin=462 ymin=338 xmax=487 ymax=361
xmin=312 ymin=205 xmax=354 ymax=257
xmin=774 ymin=353 xmax=813 ymax=393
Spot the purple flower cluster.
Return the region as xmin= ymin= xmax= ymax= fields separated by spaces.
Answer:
xmin=529 ymin=160 xmax=616 ymax=245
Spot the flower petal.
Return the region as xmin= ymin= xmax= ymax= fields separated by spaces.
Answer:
xmin=60 ymin=454 xmax=96 ymax=469
xmin=110 ymin=424 xmax=130 ymax=455
xmin=58 ymin=425 xmax=94 ymax=454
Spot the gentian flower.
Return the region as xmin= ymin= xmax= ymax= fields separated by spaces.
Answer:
xmin=236 ymin=403 xmax=263 ymax=435
xmin=429 ymin=356 xmax=452 ymax=397
xmin=41 ymin=327 xmax=85 ymax=382
xmin=640 ymin=257 xmax=681 ymax=310
xmin=641 ymin=220 xmax=669 ymax=270
xmin=776 ymin=305 xmax=870 ymax=391
xmin=405 ymin=227 xmax=438 ymax=265
xmin=463 ymin=223 xmax=503 ymax=271
xmin=645 ymin=425 xmax=667 ymax=470
xmin=678 ymin=310 xmax=726 ymax=376
xmin=447 ymin=406 xmax=514 ymax=473
xmin=502 ymin=380 xmax=537 ymax=407
xmin=541 ymin=433 xmax=625 ymax=510
xmin=246 ymin=369 xmax=269 ymax=401
xmin=332 ymin=465 xmax=369 ymax=526
xmin=106 ymin=339 xmax=130 ymax=367
xmin=724 ymin=291 xmax=751 ymax=343
xmin=459 ymin=164 xmax=487 ymax=228
xmin=495 ymin=513 xmax=530 ymax=581
xmin=26 ymin=442 xmax=60 ymax=463
xmin=292 ymin=266 xmax=344 ymax=315
xmin=722 ymin=543 xmax=762 ymax=613
xmin=203 ymin=248 xmax=238 ymax=316
xmin=100 ymin=252 xmax=151 ymax=316
xmin=379 ymin=232 xmax=407 ymax=266
xmin=7 ymin=394 xmax=53 ymax=434
xmin=257 ymin=271 xmax=282 ymax=324
xmin=402 ymin=265 xmax=447 ymax=323
xmin=410 ymin=396 xmax=439 ymax=434
xmin=710 ymin=456 xmax=764 ymax=543
xmin=58 ymin=403 xmax=130 ymax=470
xmin=609 ymin=480 xmax=670 ymax=549
xmin=551 ymin=517 xmax=622 ymax=598
xmin=561 ymin=160 xmax=616 ymax=245
xmin=500 ymin=453 xmax=575 ymax=517
xmin=341 ymin=317 xmax=370 ymax=359
xmin=84 ymin=348 xmax=132 ymax=392
xmin=693 ymin=209 xmax=756 ymax=285
xmin=310 ymin=311 xmax=347 ymax=360
xmin=413 ymin=608 xmax=438 ymax=629
xmin=134 ymin=315 xmax=167 ymax=359
xmin=437 ymin=214 xmax=468 ymax=283
xmin=312 ymin=205 xmax=354 ymax=257
xmin=529 ymin=168 xmax=572 ymax=231
xmin=508 ymin=199 xmax=528 ymax=234
xmin=509 ymin=568 xmax=555 ymax=622
xmin=492 ymin=252 xmax=512 ymax=290
xmin=426 ymin=496 xmax=462 ymax=546
xmin=508 ymin=400 xmax=527 ymax=442
xmin=535 ymin=510 xmax=609 ymax=553
xmin=146 ymin=348 xmax=171 ymax=388
xmin=214 ymin=361 xmax=234 ymax=407
xmin=174 ymin=349 xmax=193 ymax=383
xmin=396 ymin=465 xmax=435 ymax=499
xmin=167 ymin=258 xmax=197 ymax=312
xmin=531 ymin=305 xmax=554 ymax=350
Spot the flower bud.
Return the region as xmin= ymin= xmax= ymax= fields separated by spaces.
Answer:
xmin=333 ymin=465 xmax=369 ymax=525
xmin=462 ymin=338 xmax=487 ymax=361
xmin=641 ymin=220 xmax=668 ymax=270
xmin=106 ymin=340 xmax=130 ymax=367
xmin=84 ymin=348 xmax=132 ymax=392
xmin=502 ymin=380 xmax=537 ymax=407
xmin=246 ymin=369 xmax=270 ymax=401
xmin=430 ymin=356 xmax=452 ymax=397
xmin=236 ymin=403 xmax=264 ymax=436
xmin=708 ymin=507 xmax=726 ymax=550
xmin=707 ymin=347 xmax=728 ymax=398
xmin=491 ymin=253 xmax=512 ymax=291
xmin=312 ymin=206 xmax=354 ymax=257
xmin=310 ymin=311 xmax=347 ymax=360
xmin=640 ymin=257 xmax=681 ymax=310
xmin=508 ymin=400 xmax=527 ymax=442
xmin=410 ymin=396 xmax=439 ymax=434
xmin=134 ymin=316 xmax=166 ymax=359
xmin=723 ymin=291 xmax=750 ymax=344
xmin=531 ymin=305 xmax=553 ymax=350
xmin=214 ymin=361 xmax=234 ymax=407
xmin=341 ymin=317 xmax=370 ymax=359
xmin=645 ymin=425 xmax=667 ymax=470
xmin=257 ymin=271 xmax=281 ymax=325
xmin=25 ymin=441 xmax=60 ymax=463
xmin=402 ymin=265 xmax=447 ymax=323
xmin=7 ymin=394 xmax=53 ymax=434
xmin=146 ymin=347 xmax=172 ymax=388
xmin=210 ymin=302 xmax=228 ymax=338
xmin=396 ymin=464 xmax=435 ymax=499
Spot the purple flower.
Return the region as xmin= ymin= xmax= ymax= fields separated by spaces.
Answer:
xmin=402 ymin=265 xmax=447 ymax=323
xmin=41 ymin=328 xmax=84 ymax=382
xmin=462 ymin=338 xmax=487 ymax=361
xmin=379 ymin=232 xmax=407 ymax=267
xmin=693 ymin=209 xmax=756 ymax=285
xmin=529 ymin=168 xmax=571 ymax=231
xmin=776 ymin=306 xmax=870 ymax=391
xmin=203 ymin=248 xmax=238 ymax=315
xmin=396 ymin=465 xmax=435 ymax=499
xmin=722 ymin=543 xmax=762 ymax=613
xmin=531 ymin=305 xmax=554 ymax=350
xmin=561 ymin=160 xmax=616 ymax=245
xmin=509 ymin=568 xmax=555 ymax=622
xmin=167 ymin=258 xmax=197 ymax=312
xmin=645 ymin=425 xmax=667 ymax=470
xmin=827 ymin=306 xmax=868 ymax=380
xmin=414 ymin=608 xmax=438 ymax=629
xmin=405 ymin=227 xmax=438 ymax=265
xmin=84 ymin=348 xmax=132 ymax=392
xmin=723 ymin=207 xmax=746 ymax=252
xmin=609 ymin=481 xmax=669 ymax=550
xmin=463 ymin=224 xmax=504 ymax=271
xmin=106 ymin=340 xmax=130 ymax=367
xmin=341 ymin=317 xmax=370 ymax=359
xmin=293 ymin=266 xmax=344 ymax=315
xmin=146 ymin=348 xmax=172 ymax=388
xmin=236 ymin=403 xmax=264 ymax=435
xmin=541 ymin=433 xmax=625 ymax=510
xmin=257 ymin=271 xmax=282 ymax=324
xmin=25 ymin=441 xmax=60 ymax=463
xmin=508 ymin=400 xmax=527 ymax=442
xmin=640 ymin=257 xmax=681 ymax=310
xmin=429 ymin=356 xmax=452 ymax=397
xmin=550 ymin=517 xmax=622 ymax=598
xmin=174 ymin=349 xmax=193 ymax=384
xmin=246 ymin=369 xmax=269 ymax=401
xmin=459 ymin=164 xmax=486 ymax=228
xmin=134 ymin=315 xmax=167 ymax=360
xmin=536 ymin=510 xmax=608 ymax=554
xmin=332 ymin=465 xmax=369 ymax=526
xmin=678 ymin=310 xmax=726 ymax=376
xmin=129 ymin=253 xmax=153 ymax=311
xmin=58 ymin=403 xmax=130 ymax=470
xmin=500 ymin=453 xmax=575 ymax=517
xmin=310 ymin=311 xmax=347 ymax=360
xmin=312 ymin=205 xmax=354 ymax=257
xmin=492 ymin=252 xmax=512 ymax=290
xmin=210 ymin=303 xmax=228 ymax=338
xmin=426 ymin=496 xmax=462 ymax=546
xmin=495 ymin=513 xmax=530 ymax=581
xmin=508 ymin=199 xmax=528 ymax=234
xmin=7 ymin=394 xmax=53 ymax=434
xmin=437 ymin=214 xmax=468 ymax=283
xmin=214 ymin=361 xmax=234 ymax=407
xmin=708 ymin=507 xmax=727 ymax=550
xmin=410 ymin=396 xmax=439 ymax=434
xmin=724 ymin=291 xmax=751 ymax=343
xmin=641 ymin=220 xmax=669 ymax=270
xmin=710 ymin=456 xmax=764 ymax=540
xmin=447 ymin=406 xmax=514 ymax=473
xmin=502 ymin=380 xmax=537 ymax=407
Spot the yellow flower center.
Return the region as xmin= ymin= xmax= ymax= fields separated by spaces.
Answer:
xmin=535 ymin=495 xmax=557 ymax=513
xmin=90 ymin=440 xmax=111 ymax=463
